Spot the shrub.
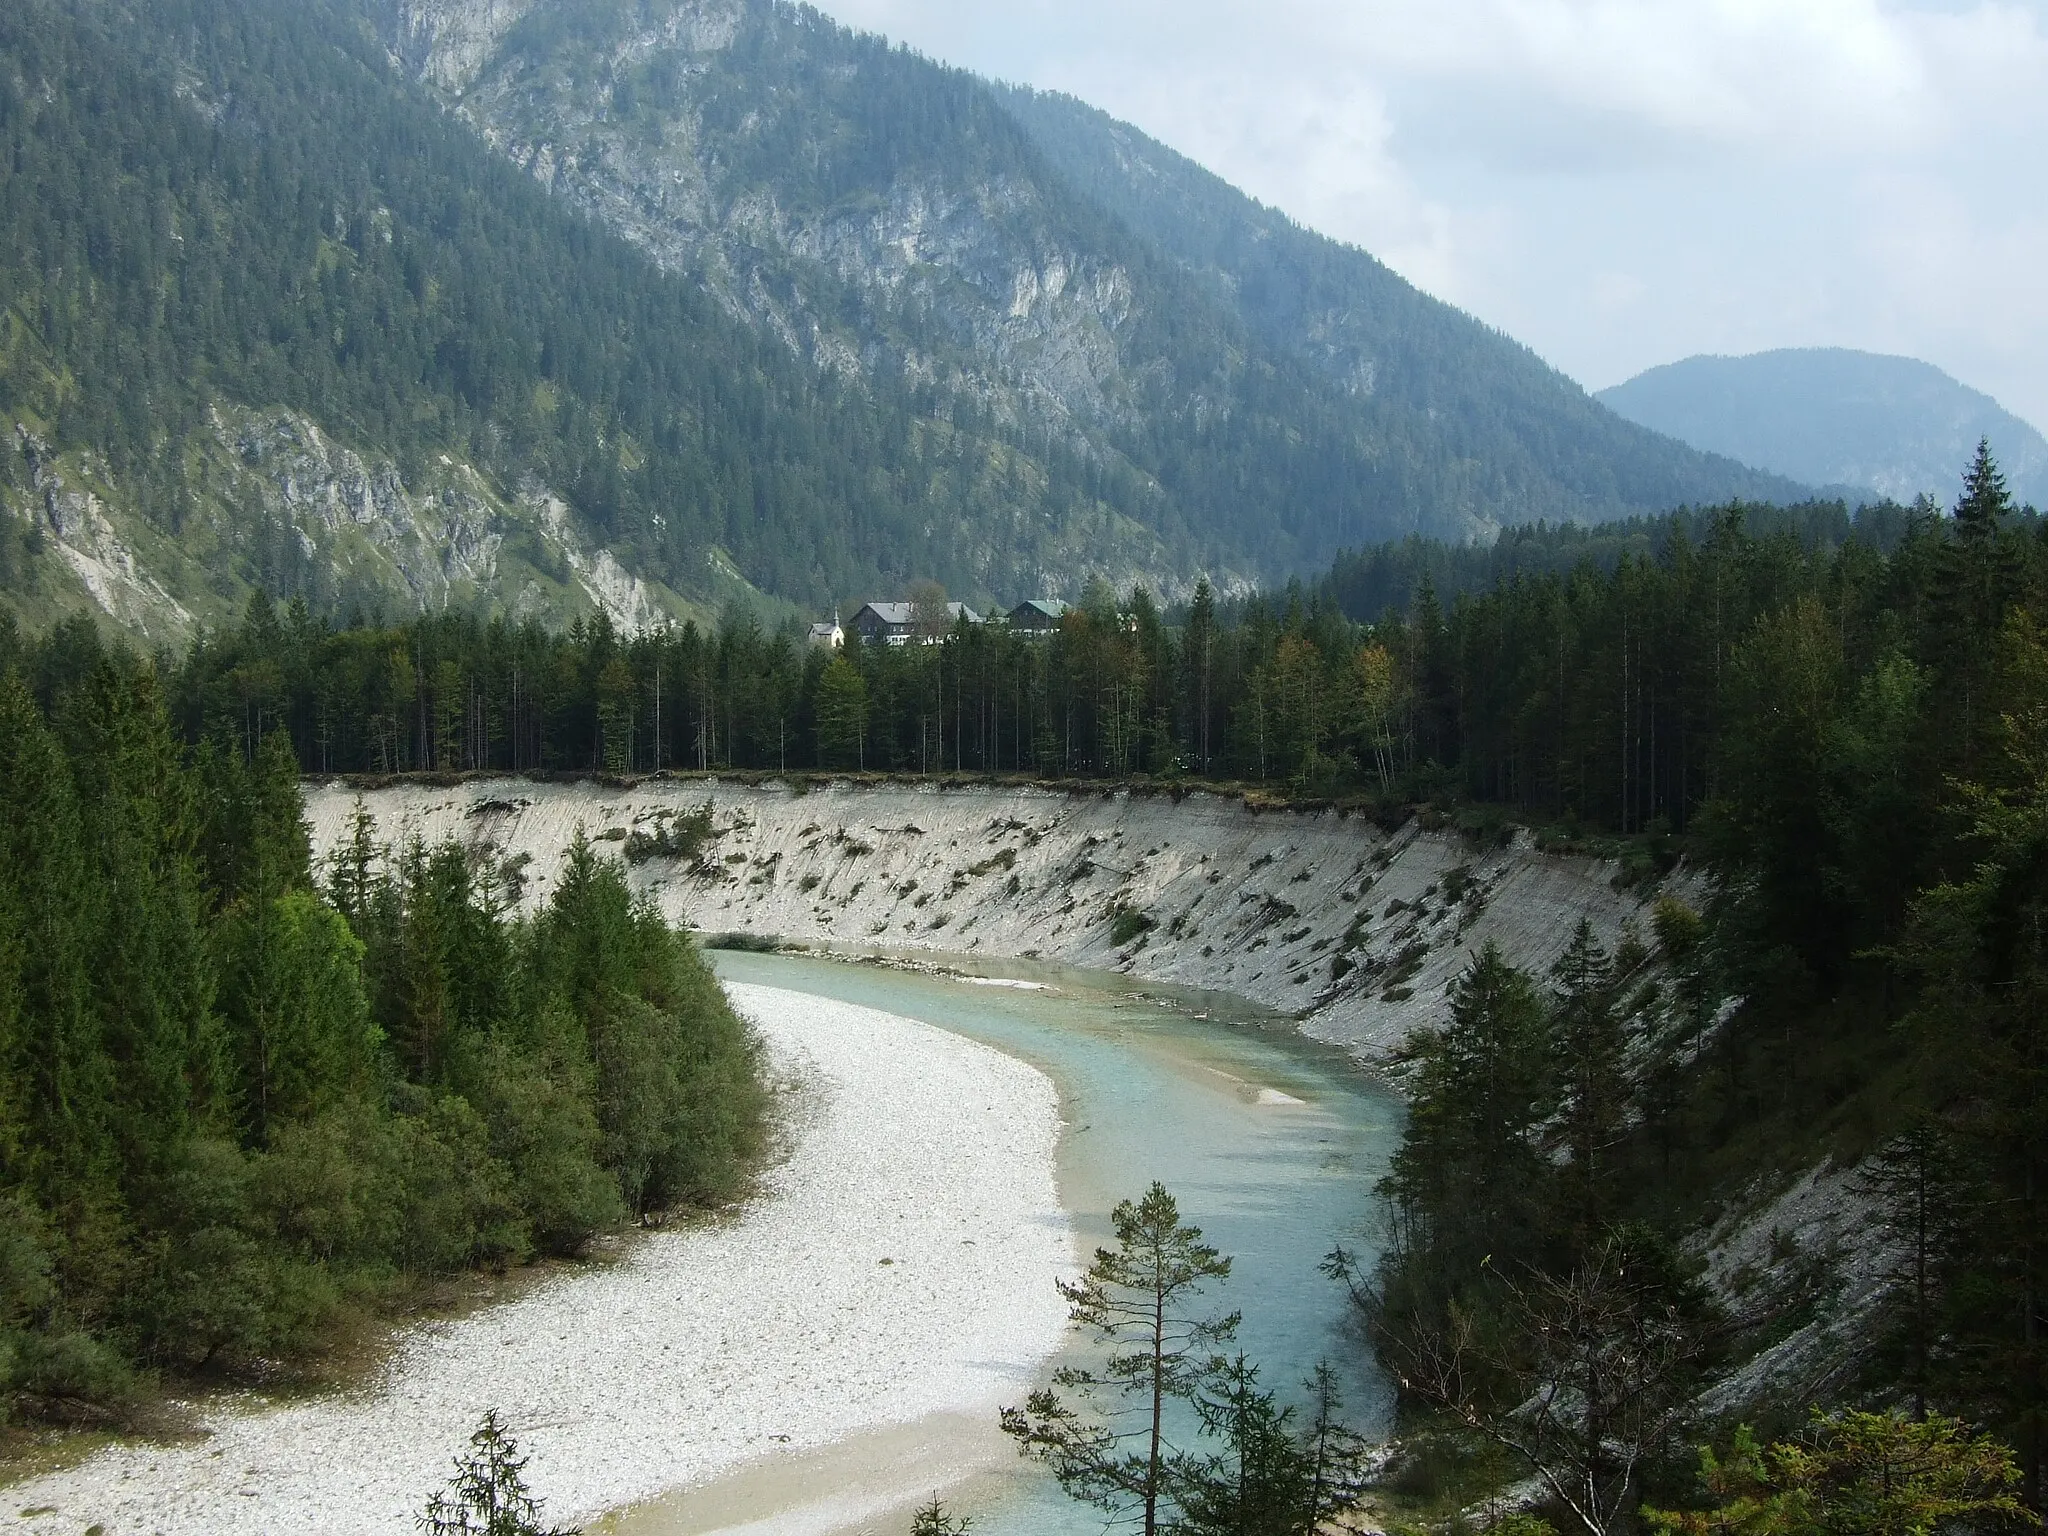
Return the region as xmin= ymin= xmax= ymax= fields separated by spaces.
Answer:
xmin=1110 ymin=905 xmax=1156 ymax=948
xmin=1652 ymin=895 xmax=1703 ymax=960
xmin=624 ymin=802 xmax=714 ymax=864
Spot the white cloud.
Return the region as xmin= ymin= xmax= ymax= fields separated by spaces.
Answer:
xmin=814 ymin=0 xmax=2048 ymax=430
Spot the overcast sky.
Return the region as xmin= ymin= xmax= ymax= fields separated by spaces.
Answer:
xmin=812 ymin=0 xmax=2048 ymax=432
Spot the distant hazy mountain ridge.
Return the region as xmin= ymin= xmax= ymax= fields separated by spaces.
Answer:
xmin=1598 ymin=348 xmax=2048 ymax=506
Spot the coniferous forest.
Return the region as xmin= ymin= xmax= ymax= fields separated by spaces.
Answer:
xmin=2 ymin=398 xmax=2048 ymax=1536
xmin=5 ymin=447 xmax=2046 ymax=1488
xmin=0 ymin=644 xmax=763 ymax=1414
xmin=0 ymin=0 xmax=2043 ymax=1521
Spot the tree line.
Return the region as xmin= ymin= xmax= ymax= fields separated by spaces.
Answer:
xmin=1332 ymin=443 xmax=2048 ymax=1531
xmin=0 ymin=626 xmax=763 ymax=1421
xmin=145 ymin=467 xmax=2025 ymax=855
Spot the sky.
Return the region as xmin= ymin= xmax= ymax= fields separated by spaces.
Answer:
xmin=810 ymin=0 xmax=2048 ymax=433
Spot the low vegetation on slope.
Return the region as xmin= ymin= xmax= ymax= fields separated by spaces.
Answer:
xmin=0 ymin=641 xmax=762 ymax=1426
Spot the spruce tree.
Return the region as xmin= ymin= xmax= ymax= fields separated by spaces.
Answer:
xmin=814 ymin=652 xmax=869 ymax=769
xmin=1859 ymin=1119 xmax=1965 ymax=1421
xmin=1298 ymin=1361 xmax=1372 ymax=1532
xmin=67 ymin=663 xmax=224 ymax=1179
xmin=1172 ymin=1355 xmax=1309 ymax=1536
xmin=1385 ymin=942 xmax=1552 ymax=1272
xmin=0 ymin=677 xmax=112 ymax=1229
xmin=1552 ymin=920 xmax=1624 ymax=1246
xmin=419 ymin=1410 xmax=577 ymax=1536
xmin=1184 ymin=578 xmax=1216 ymax=775
xmin=1002 ymin=1182 xmax=1239 ymax=1536
xmin=1954 ymin=438 xmax=2013 ymax=543
xmin=907 ymin=1497 xmax=971 ymax=1535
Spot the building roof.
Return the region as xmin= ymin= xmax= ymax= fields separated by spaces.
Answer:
xmin=853 ymin=600 xmax=983 ymax=628
xmin=1008 ymin=599 xmax=1070 ymax=622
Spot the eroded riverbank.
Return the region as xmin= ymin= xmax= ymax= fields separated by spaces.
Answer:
xmin=303 ymin=776 xmax=1695 ymax=1061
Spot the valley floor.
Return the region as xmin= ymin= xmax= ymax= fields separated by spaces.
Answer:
xmin=0 ymin=985 xmax=1073 ymax=1535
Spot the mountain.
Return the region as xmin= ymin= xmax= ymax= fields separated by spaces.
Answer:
xmin=1597 ymin=348 xmax=2048 ymax=507
xmin=992 ymin=87 xmax=1796 ymax=527
xmin=0 ymin=0 xmax=1797 ymax=644
xmin=378 ymin=0 xmax=1798 ymax=550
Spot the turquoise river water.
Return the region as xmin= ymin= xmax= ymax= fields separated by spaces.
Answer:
xmin=698 ymin=948 xmax=1406 ymax=1534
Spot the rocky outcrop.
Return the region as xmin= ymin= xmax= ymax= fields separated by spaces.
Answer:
xmin=358 ymin=0 xmax=1251 ymax=601
xmin=4 ymin=407 xmax=700 ymax=640
xmin=300 ymin=775 xmax=1697 ymax=1061
xmin=12 ymin=427 xmax=194 ymax=641
xmin=370 ymin=0 xmax=536 ymax=92
xmin=387 ymin=0 xmax=1146 ymax=433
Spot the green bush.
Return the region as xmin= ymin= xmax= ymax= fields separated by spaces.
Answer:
xmin=1110 ymin=905 xmax=1156 ymax=948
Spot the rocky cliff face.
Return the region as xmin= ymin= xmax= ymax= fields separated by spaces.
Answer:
xmin=301 ymin=775 xmax=1698 ymax=1060
xmin=378 ymin=0 xmax=1150 ymax=440
xmin=2 ymin=406 xmax=706 ymax=641
xmin=362 ymin=0 xmax=1798 ymax=581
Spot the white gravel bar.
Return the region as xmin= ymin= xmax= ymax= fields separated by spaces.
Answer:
xmin=2 ymin=983 xmax=1074 ymax=1536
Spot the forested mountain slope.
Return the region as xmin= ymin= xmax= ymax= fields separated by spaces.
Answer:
xmin=1599 ymin=348 xmax=2048 ymax=506
xmin=376 ymin=0 xmax=1797 ymax=555
xmin=0 ymin=0 xmax=826 ymax=637
xmin=995 ymin=86 xmax=1800 ymax=525
xmin=1 ymin=0 xmax=1797 ymax=646
xmin=0 ymin=0 xmax=1182 ymax=638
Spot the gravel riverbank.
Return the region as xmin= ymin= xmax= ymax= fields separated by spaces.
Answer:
xmin=2 ymin=983 xmax=1073 ymax=1536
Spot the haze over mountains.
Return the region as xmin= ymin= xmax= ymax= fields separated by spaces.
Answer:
xmin=1599 ymin=348 xmax=2048 ymax=509
xmin=0 ymin=0 xmax=1800 ymax=641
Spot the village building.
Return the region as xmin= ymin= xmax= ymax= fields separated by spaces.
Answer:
xmin=806 ymin=615 xmax=844 ymax=648
xmin=848 ymin=600 xmax=983 ymax=646
xmin=1006 ymin=598 xmax=1069 ymax=636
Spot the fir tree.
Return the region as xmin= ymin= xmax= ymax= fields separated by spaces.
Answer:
xmin=419 ymin=1410 xmax=577 ymax=1536
xmin=1551 ymin=920 xmax=1625 ymax=1245
xmin=1002 ymin=1182 xmax=1239 ymax=1536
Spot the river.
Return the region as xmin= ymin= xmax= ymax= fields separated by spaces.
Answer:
xmin=613 ymin=948 xmax=1406 ymax=1534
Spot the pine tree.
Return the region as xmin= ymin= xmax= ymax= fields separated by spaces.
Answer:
xmin=1552 ymin=920 xmax=1624 ymax=1245
xmin=419 ymin=1410 xmax=577 ymax=1536
xmin=1002 ymin=1182 xmax=1239 ymax=1536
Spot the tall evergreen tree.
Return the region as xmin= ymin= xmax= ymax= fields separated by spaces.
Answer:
xmin=1552 ymin=921 xmax=1625 ymax=1246
xmin=1003 ymin=1182 xmax=1240 ymax=1536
